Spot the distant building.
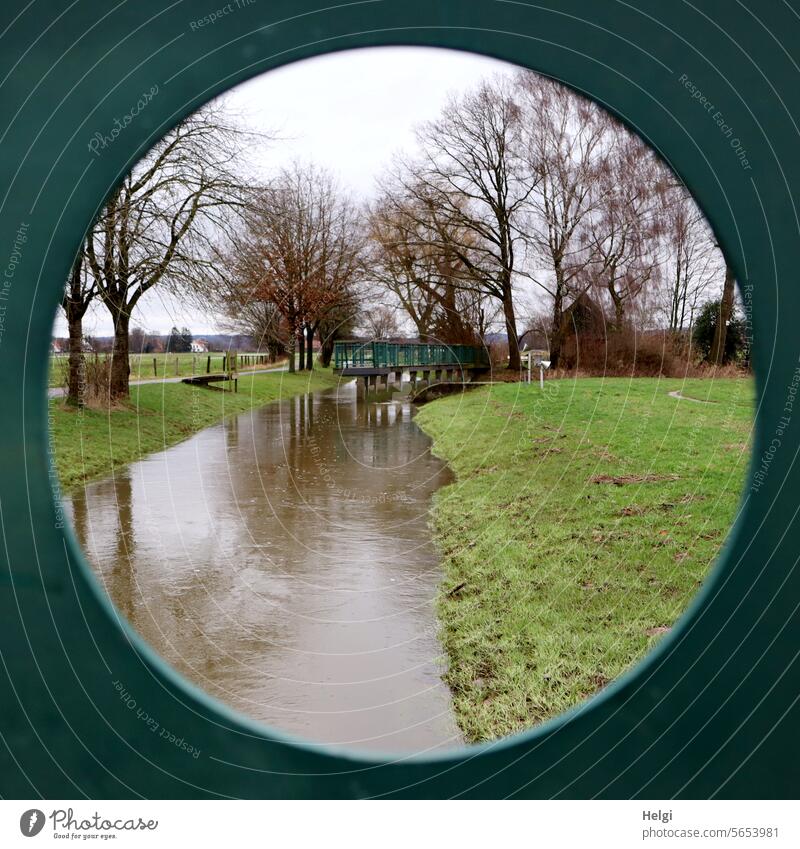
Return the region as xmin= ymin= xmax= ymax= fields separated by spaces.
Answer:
xmin=50 ymin=339 xmax=66 ymax=354
xmin=190 ymin=339 xmax=209 ymax=353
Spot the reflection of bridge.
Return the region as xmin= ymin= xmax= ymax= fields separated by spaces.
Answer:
xmin=333 ymin=341 xmax=490 ymax=392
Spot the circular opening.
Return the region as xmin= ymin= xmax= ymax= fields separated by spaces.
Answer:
xmin=49 ymin=46 xmax=754 ymax=755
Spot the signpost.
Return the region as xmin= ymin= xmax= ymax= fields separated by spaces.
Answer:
xmin=522 ymin=349 xmax=549 ymax=387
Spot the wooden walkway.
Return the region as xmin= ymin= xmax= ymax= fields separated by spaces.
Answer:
xmin=181 ymin=373 xmax=238 ymax=391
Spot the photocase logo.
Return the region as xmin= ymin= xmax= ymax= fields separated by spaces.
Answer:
xmin=19 ymin=809 xmax=45 ymax=837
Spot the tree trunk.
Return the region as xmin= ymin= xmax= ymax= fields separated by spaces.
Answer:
xmin=609 ymin=283 xmax=625 ymax=332
xmin=287 ymin=335 xmax=296 ymax=373
xmin=319 ymin=328 xmax=335 ymax=368
xmin=66 ymin=312 xmax=85 ymax=406
xmin=502 ymin=285 xmax=521 ymax=371
xmin=710 ymin=262 xmax=735 ymax=365
xmin=305 ymin=324 xmax=315 ymax=371
xmin=63 ymin=252 xmax=89 ymax=405
xmin=298 ymin=331 xmax=306 ymax=371
xmin=109 ymin=309 xmax=131 ymax=400
xmin=549 ymin=288 xmax=565 ymax=370
xmin=438 ymin=282 xmax=470 ymax=345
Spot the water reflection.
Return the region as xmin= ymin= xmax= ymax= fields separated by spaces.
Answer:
xmin=63 ymin=381 xmax=461 ymax=753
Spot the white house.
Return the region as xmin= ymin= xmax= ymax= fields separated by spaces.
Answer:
xmin=190 ymin=339 xmax=209 ymax=353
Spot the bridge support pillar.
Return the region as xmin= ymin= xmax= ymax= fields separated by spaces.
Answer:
xmin=394 ymin=370 xmax=402 ymax=386
xmin=409 ymin=370 xmax=417 ymax=388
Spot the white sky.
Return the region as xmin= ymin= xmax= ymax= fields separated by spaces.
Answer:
xmin=53 ymin=47 xmax=513 ymax=338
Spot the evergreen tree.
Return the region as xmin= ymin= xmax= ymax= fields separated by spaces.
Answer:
xmin=693 ymin=300 xmax=745 ymax=364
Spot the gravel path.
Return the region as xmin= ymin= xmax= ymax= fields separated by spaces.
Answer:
xmin=667 ymin=389 xmax=716 ymax=404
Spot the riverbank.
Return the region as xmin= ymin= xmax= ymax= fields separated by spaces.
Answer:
xmin=51 ymin=367 xmax=339 ymax=492
xmin=415 ymin=376 xmax=754 ymax=743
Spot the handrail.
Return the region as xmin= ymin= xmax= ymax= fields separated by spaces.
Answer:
xmin=333 ymin=340 xmax=489 ymax=370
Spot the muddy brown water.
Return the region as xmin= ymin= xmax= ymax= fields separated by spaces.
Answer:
xmin=63 ymin=381 xmax=462 ymax=754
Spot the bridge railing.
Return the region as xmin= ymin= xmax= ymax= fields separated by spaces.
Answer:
xmin=333 ymin=341 xmax=489 ymax=370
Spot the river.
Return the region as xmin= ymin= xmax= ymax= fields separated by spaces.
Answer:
xmin=63 ymin=381 xmax=462 ymax=754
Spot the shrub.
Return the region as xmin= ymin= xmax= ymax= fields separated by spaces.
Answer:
xmin=488 ymin=340 xmax=509 ymax=366
xmin=61 ymin=353 xmax=114 ymax=407
xmin=559 ymin=328 xmax=691 ymax=377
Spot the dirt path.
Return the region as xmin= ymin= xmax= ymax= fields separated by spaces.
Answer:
xmin=667 ymin=389 xmax=716 ymax=404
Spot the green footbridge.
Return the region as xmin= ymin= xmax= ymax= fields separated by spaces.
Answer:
xmin=333 ymin=340 xmax=490 ymax=370
xmin=333 ymin=341 xmax=490 ymax=387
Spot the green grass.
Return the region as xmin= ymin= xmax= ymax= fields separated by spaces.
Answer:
xmin=415 ymin=375 xmax=754 ymax=743
xmin=51 ymin=366 xmax=337 ymax=492
xmin=49 ymin=352 xmax=281 ymax=387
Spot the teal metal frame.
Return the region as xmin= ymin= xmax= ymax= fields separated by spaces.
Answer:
xmin=333 ymin=341 xmax=489 ymax=370
xmin=1 ymin=0 xmax=798 ymax=798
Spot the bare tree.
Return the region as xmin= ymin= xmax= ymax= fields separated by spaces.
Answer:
xmin=81 ymin=102 xmax=258 ymax=399
xmin=389 ymin=76 xmax=539 ymax=369
xmin=219 ymin=298 xmax=289 ymax=361
xmin=364 ymin=305 xmax=401 ymax=339
xmin=226 ymin=162 xmax=364 ymax=373
xmin=302 ymin=180 xmax=364 ymax=370
xmin=368 ymin=189 xmax=486 ymax=344
xmin=368 ymin=194 xmax=441 ymax=338
xmin=517 ymin=72 xmax=615 ymax=369
xmin=583 ymin=129 xmax=665 ymax=331
xmin=658 ymin=186 xmax=721 ymax=334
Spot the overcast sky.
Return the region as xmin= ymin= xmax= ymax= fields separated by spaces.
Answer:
xmin=53 ymin=47 xmax=513 ymax=338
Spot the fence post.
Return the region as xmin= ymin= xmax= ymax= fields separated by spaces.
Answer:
xmin=206 ymin=355 xmax=211 ymax=374
xmin=153 ymin=357 xmax=157 ymax=377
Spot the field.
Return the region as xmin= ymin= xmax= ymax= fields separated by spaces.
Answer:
xmin=51 ymin=366 xmax=337 ymax=492
xmin=415 ymin=375 xmax=754 ymax=743
xmin=49 ymin=351 xmax=282 ymax=388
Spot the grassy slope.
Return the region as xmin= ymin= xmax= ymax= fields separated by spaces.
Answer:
xmin=52 ymin=367 xmax=338 ymax=492
xmin=415 ymin=376 xmax=754 ymax=743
